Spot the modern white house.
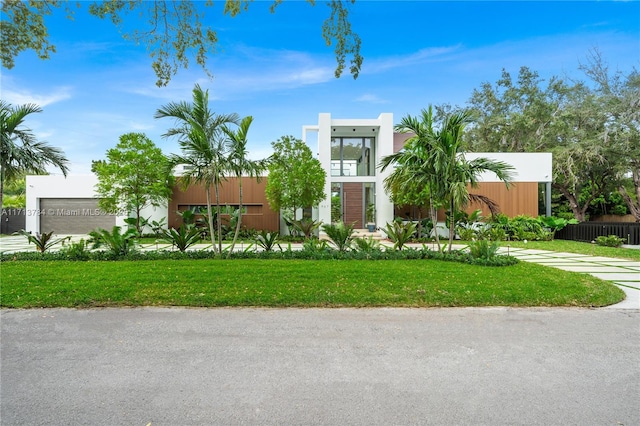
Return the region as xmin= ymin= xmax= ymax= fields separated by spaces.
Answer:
xmin=23 ymin=112 xmax=552 ymax=235
xmin=303 ymin=113 xmax=553 ymax=232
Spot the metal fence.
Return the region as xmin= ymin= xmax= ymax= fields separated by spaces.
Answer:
xmin=555 ymin=222 xmax=640 ymax=245
xmin=1 ymin=209 xmax=26 ymax=235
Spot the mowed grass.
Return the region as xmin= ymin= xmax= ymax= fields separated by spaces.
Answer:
xmin=0 ymin=259 xmax=624 ymax=308
xmin=497 ymin=240 xmax=640 ymax=261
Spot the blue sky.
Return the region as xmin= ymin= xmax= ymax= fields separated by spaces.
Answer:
xmin=2 ymin=1 xmax=639 ymax=174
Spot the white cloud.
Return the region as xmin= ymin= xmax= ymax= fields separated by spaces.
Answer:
xmin=2 ymin=86 xmax=73 ymax=107
xmin=354 ymin=94 xmax=388 ymax=104
xmin=364 ymin=45 xmax=463 ymax=74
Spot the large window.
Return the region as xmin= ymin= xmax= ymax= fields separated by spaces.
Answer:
xmin=331 ymin=137 xmax=375 ymax=176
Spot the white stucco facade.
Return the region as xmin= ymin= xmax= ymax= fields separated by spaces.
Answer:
xmin=464 ymin=152 xmax=552 ymax=182
xmin=303 ymin=113 xmax=396 ymax=229
xmin=25 ymin=175 xmax=167 ymax=234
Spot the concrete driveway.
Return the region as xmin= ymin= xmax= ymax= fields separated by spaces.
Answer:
xmin=2 ymin=307 xmax=638 ymax=425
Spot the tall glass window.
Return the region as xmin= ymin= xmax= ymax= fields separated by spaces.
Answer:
xmin=331 ymin=137 xmax=375 ymax=176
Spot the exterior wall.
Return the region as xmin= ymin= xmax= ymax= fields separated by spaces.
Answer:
xmin=466 ymin=182 xmax=539 ymax=218
xmin=25 ymin=175 xmax=167 ymax=234
xmin=394 ymin=183 xmax=540 ymax=220
xmin=464 ymin=152 xmax=552 ymax=183
xmin=168 ymin=177 xmax=279 ymax=232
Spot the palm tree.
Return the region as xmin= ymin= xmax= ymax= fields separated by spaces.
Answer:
xmin=431 ymin=111 xmax=514 ymax=251
xmin=1 ymin=101 xmax=69 ymax=208
xmin=380 ymin=107 xmax=445 ymax=250
xmin=221 ymin=115 xmax=266 ymax=257
xmin=381 ymin=107 xmax=514 ymax=252
xmin=155 ymin=84 xmax=239 ymax=254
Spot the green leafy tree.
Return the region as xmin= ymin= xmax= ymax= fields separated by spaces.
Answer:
xmin=155 ymin=84 xmax=239 ymax=254
xmin=0 ymin=101 xmax=69 ymax=209
xmin=465 ymin=66 xmax=571 ymax=153
xmin=221 ymin=115 xmax=266 ymax=256
xmin=578 ymin=50 xmax=640 ymax=221
xmin=547 ymin=76 xmax=618 ymax=222
xmin=464 ymin=57 xmax=635 ymax=222
xmin=1 ymin=0 xmax=362 ymax=87
xmin=2 ymin=174 xmax=26 ymax=208
xmin=265 ymin=135 xmax=326 ymax=221
xmin=92 ymin=133 xmax=174 ymax=234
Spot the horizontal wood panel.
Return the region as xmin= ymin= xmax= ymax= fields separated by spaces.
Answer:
xmin=169 ymin=178 xmax=279 ymax=231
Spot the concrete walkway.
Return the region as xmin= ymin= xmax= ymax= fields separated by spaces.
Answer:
xmin=2 ymin=235 xmax=638 ymax=309
xmin=497 ymin=246 xmax=640 ymax=310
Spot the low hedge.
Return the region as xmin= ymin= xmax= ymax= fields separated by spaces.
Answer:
xmin=0 ymin=247 xmax=519 ymax=267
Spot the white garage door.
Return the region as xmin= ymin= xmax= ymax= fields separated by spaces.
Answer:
xmin=39 ymin=198 xmax=116 ymax=234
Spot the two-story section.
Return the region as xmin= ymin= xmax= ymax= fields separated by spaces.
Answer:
xmin=303 ymin=113 xmax=396 ymax=230
xmin=303 ymin=112 xmax=553 ymax=234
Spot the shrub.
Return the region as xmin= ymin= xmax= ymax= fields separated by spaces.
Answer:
xmin=322 ymin=221 xmax=355 ymax=252
xmin=59 ymin=239 xmax=91 ymax=260
xmin=290 ymin=217 xmax=322 ymax=239
xmin=161 ymin=225 xmax=202 ymax=252
xmin=595 ymin=235 xmax=624 ymax=248
xmin=15 ymin=230 xmax=71 ymax=253
xmin=457 ymin=226 xmax=477 ymax=241
xmin=467 ymin=239 xmax=499 ymax=260
xmin=383 ymin=220 xmax=417 ymax=250
xmin=302 ymin=238 xmax=331 ymax=253
xmin=254 ymin=230 xmax=281 ymax=252
xmin=486 ymin=226 xmax=507 ymax=241
xmin=352 ymin=236 xmax=382 ymax=253
xmin=1 ymin=245 xmax=520 ymax=267
xmin=88 ymin=226 xmax=138 ymax=256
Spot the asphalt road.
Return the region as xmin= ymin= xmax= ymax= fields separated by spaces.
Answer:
xmin=1 ymin=307 xmax=639 ymax=426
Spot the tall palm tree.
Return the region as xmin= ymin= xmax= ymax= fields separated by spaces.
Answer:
xmin=221 ymin=116 xmax=266 ymax=257
xmin=155 ymin=84 xmax=239 ymax=254
xmin=382 ymin=107 xmax=514 ymax=252
xmin=432 ymin=111 xmax=514 ymax=251
xmin=1 ymin=101 xmax=69 ymax=209
xmin=381 ymin=107 xmax=446 ymax=251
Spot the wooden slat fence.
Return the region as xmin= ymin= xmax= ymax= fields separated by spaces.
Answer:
xmin=555 ymin=222 xmax=640 ymax=245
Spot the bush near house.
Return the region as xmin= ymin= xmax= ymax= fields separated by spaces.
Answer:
xmin=595 ymin=235 xmax=625 ymax=248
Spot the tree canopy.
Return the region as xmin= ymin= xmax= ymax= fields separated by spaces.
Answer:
xmin=265 ymin=135 xmax=326 ymax=220
xmin=92 ymin=132 xmax=174 ymax=234
xmin=464 ymin=51 xmax=639 ymax=221
xmin=1 ymin=0 xmax=362 ymax=86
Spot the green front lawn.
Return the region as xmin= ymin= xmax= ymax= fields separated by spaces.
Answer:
xmin=0 ymin=259 xmax=623 ymax=308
